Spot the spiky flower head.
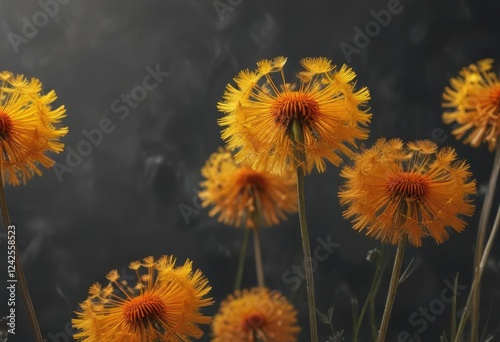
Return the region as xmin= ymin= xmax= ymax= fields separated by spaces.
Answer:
xmin=0 ymin=71 xmax=67 ymax=185
xmin=443 ymin=59 xmax=500 ymax=151
xmin=339 ymin=139 xmax=476 ymax=247
xmin=218 ymin=56 xmax=371 ymax=175
xmin=72 ymin=255 xmax=213 ymax=342
xmin=199 ymin=148 xmax=297 ymax=229
xmin=211 ymin=287 xmax=300 ymax=341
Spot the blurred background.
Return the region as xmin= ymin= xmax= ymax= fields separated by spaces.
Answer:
xmin=1 ymin=0 xmax=500 ymax=341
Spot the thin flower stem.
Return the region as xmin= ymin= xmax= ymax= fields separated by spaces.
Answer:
xmin=351 ymin=299 xmax=359 ymax=339
xmin=254 ymin=330 xmax=265 ymax=342
xmin=377 ymin=237 xmax=407 ymax=342
xmin=471 ymin=143 xmax=500 ymax=342
xmin=253 ymin=228 xmax=265 ymax=287
xmin=252 ymin=189 xmax=265 ymax=287
xmin=353 ymin=246 xmax=385 ymax=342
xmin=0 ymin=172 xmax=44 ymax=342
xmin=234 ymin=228 xmax=251 ymax=291
xmin=370 ymin=247 xmax=386 ymax=341
xmin=454 ymin=205 xmax=500 ymax=342
xmin=291 ymin=119 xmax=318 ymax=342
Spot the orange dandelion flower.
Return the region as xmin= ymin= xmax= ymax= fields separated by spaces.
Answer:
xmin=443 ymin=59 xmax=500 ymax=151
xmin=72 ymin=255 xmax=213 ymax=342
xmin=339 ymin=138 xmax=476 ymax=247
xmin=211 ymin=287 xmax=300 ymax=342
xmin=218 ymin=56 xmax=371 ymax=175
xmin=0 ymin=71 xmax=67 ymax=185
xmin=199 ymin=148 xmax=297 ymax=229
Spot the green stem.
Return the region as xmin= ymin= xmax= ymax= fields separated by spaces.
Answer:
xmin=234 ymin=228 xmax=251 ymax=291
xmin=254 ymin=329 xmax=265 ymax=342
xmin=351 ymin=298 xmax=359 ymax=339
xmin=353 ymin=246 xmax=385 ymax=342
xmin=292 ymin=119 xmax=318 ymax=342
xmin=252 ymin=189 xmax=265 ymax=288
xmin=471 ymin=143 xmax=500 ymax=342
xmin=253 ymin=228 xmax=265 ymax=287
xmin=370 ymin=247 xmax=386 ymax=341
xmin=0 ymin=172 xmax=44 ymax=342
xmin=454 ymin=205 xmax=500 ymax=342
xmin=377 ymin=237 xmax=407 ymax=342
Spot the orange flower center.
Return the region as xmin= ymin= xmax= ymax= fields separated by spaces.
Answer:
xmin=387 ymin=172 xmax=430 ymax=201
xmin=488 ymin=86 xmax=500 ymax=108
xmin=0 ymin=110 xmax=13 ymax=140
xmin=237 ymin=168 xmax=267 ymax=191
xmin=272 ymin=92 xmax=320 ymax=128
xmin=122 ymin=293 xmax=167 ymax=327
xmin=242 ymin=312 xmax=266 ymax=333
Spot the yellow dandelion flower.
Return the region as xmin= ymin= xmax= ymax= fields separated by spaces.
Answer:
xmin=72 ymin=255 xmax=213 ymax=342
xmin=443 ymin=59 xmax=500 ymax=151
xmin=211 ymin=287 xmax=300 ymax=342
xmin=0 ymin=71 xmax=67 ymax=185
xmin=218 ymin=56 xmax=371 ymax=175
xmin=339 ymin=138 xmax=476 ymax=247
xmin=199 ymin=148 xmax=297 ymax=229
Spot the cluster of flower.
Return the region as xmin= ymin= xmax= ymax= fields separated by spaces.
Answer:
xmin=1 ymin=56 xmax=498 ymax=341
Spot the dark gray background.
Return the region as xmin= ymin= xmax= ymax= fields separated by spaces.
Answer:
xmin=1 ymin=0 xmax=499 ymax=341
